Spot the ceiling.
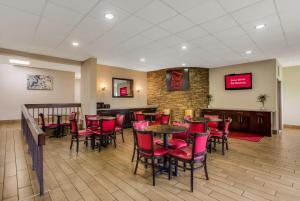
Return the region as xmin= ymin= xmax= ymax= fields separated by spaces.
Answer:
xmin=0 ymin=0 xmax=299 ymax=71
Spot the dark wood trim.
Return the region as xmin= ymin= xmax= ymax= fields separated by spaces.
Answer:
xmin=112 ymin=77 xmax=134 ymax=98
xmin=25 ymin=103 xmax=81 ymax=108
xmin=0 ymin=47 xmax=82 ymax=66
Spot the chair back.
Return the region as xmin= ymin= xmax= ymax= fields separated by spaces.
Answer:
xmin=116 ymin=113 xmax=125 ymax=127
xmin=101 ymin=119 xmax=116 ymax=134
xmin=155 ymin=112 xmax=162 ymax=122
xmin=204 ymin=114 xmax=219 ymax=129
xmin=184 ymin=115 xmax=192 ymax=122
xmin=172 ymin=121 xmax=190 ymax=140
xmin=161 ymin=114 xmax=170 ymax=125
xmin=136 ymin=130 xmax=154 ymax=155
xmin=189 ymin=121 xmax=207 ymax=133
xmin=223 ymin=118 xmax=232 ymax=135
xmin=85 ymin=115 xmax=98 ymax=129
xmin=70 ymin=119 xmax=78 ymax=136
xmin=133 ymin=111 xmax=143 ymax=120
xmin=132 ymin=121 xmax=149 ymax=131
xmin=192 ymin=132 xmax=209 ymax=161
xmin=136 ymin=113 xmax=145 ymax=121
xmin=39 ymin=113 xmax=46 ymax=129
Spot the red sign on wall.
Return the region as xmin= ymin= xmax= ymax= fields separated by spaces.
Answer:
xmin=120 ymin=87 xmax=128 ymax=96
xmin=225 ymin=73 xmax=252 ymax=90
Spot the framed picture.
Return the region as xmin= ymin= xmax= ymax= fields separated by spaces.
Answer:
xmin=166 ymin=69 xmax=189 ymax=91
xmin=27 ymin=75 xmax=53 ymax=90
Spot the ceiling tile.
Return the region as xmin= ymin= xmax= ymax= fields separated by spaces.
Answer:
xmin=159 ymin=15 xmax=193 ymax=33
xmin=232 ymin=0 xmax=276 ymax=24
xmin=218 ymin=0 xmax=262 ymax=13
xmin=0 ymin=0 xmax=45 ymax=15
xmin=183 ymin=0 xmax=226 ymax=24
xmin=135 ymin=0 xmax=177 ymax=24
xmin=176 ymin=26 xmax=208 ymax=41
xmin=275 ymin=0 xmax=300 ymax=14
xmin=214 ymin=26 xmax=246 ymax=41
xmin=141 ymin=26 xmax=170 ymax=41
xmin=109 ymin=0 xmax=153 ymax=13
xmin=117 ymin=35 xmax=151 ymax=53
xmin=49 ymin=0 xmax=98 ymax=14
xmin=43 ymin=2 xmax=83 ymax=27
xmin=202 ymin=15 xmax=237 ymax=33
xmin=161 ymin=0 xmax=208 ymax=13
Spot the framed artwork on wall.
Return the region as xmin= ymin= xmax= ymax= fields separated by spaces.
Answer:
xmin=166 ymin=68 xmax=189 ymax=91
xmin=27 ymin=75 xmax=53 ymax=90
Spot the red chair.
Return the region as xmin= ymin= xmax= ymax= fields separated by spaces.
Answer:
xmin=135 ymin=113 xmax=145 ymax=121
xmin=204 ymin=115 xmax=219 ymax=131
xmin=62 ymin=112 xmax=77 ymax=133
xmin=115 ymin=113 xmax=125 ymax=142
xmin=209 ymin=118 xmax=232 ymax=155
xmin=39 ymin=113 xmax=59 ymax=135
xmin=93 ymin=119 xmax=116 ymax=152
xmin=132 ymin=121 xmax=149 ymax=162
xmin=85 ymin=115 xmax=99 ymax=130
xmin=168 ymin=121 xmax=190 ymax=149
xmin=69 ymin=118 xmax=94 ymax=153
xmin=150 ymin=112 xmax=162 ymax=125
xmin=188 ymin=121 xmax=207 ymax=141
xmin=134 ymin=130 xmax=170 ymax=186
xmin=161 ymin=114 xmax=170 ymax=125
xmin=184 ymin=115 xmax=192 ymax=123
xmin=133 ymin=111 xmax=143 ymax=121
xmin=168 ymin=122 xmax=209 ymax=192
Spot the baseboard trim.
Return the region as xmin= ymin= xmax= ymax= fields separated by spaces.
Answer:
xmin=0 ymin=119 xmax=21 ymax=124
xmin=284 ymin=124 xmax=300 ymax=129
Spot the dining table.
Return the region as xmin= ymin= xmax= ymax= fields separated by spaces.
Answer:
xmin=48 ymin=114 xmax=70 ymax=137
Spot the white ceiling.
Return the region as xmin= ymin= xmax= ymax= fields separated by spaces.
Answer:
xmin=0 ymin=0 xmax=300 ymax=71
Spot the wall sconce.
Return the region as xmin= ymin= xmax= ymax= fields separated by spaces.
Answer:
xmin=136 ymin=87 xmax=142 ymax=93
xmin=100 ymin=84 xmax=107 ymax=91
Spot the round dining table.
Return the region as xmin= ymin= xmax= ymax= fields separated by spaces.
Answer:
xmin=189 ymin=117 xmax=223 ymax=123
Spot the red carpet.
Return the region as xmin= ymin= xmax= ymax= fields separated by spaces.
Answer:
xmin=228 ymin=132 xmax=264 ymax=142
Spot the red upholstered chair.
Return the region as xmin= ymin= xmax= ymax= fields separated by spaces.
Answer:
xmin=85 ymin=115 xmax=99 ymax=130
xmin=183 ymin=115 xmax=192 ymax=123
xmin=39 ymin=113 xmax=59 ymax=135
xmin=69 ymin=118 xmax=94 ymax=153
xmin=115 ymin=113 xmax=125 ymax=142
xmin=62 ymin=112 xmax=77 ymax=134
xmin=161 ymin=114 xmax=170 ymax=125
xmin=133 ymin=111 xmax=143 ymax=121
xmin=134 ymin=130 xmax=170 ymax=186
xmin=204 ymin=115 xmax=219 ymax=131
xmin=132 ymin=121 xmax=149 ymax=162
xmin=210 ymin=118 xmax=232 ymax=155
xmin=150 ymin=112 xmax=162 ymax=125
xmin=93 ymin=119 xmax=117 ymax=151
xmin=168 ymin=122 xmax=209 ymax=192
xmin=135 ymin=113 xmax=145 ymax=121
xmin=167 ymin=121 xmax=190 ymax=149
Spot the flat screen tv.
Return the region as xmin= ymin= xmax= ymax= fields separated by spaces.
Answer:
xmin=225 ymin=73 xmax=252 ymax=90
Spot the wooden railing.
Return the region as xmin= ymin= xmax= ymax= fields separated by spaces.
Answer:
xmin=21 ymin=103 xmax=82 ymax=195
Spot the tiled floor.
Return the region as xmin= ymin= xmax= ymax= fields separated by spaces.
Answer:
xmin=1 ymin=122 xmax=300 ymax=201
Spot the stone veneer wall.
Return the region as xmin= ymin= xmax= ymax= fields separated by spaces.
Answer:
xmin=147 ymin=68 xmax=209 ymax=121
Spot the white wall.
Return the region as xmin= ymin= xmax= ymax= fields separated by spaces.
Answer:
xmin=0 ymin=64 xmax=75 ymax=120
xmin=209 ymin=59 xmax=277 ymax=111
xmin=74 ymin=79 xmax=81 ymax=102
xmin=97 ymin=64 xmax=148 ymax=108
xmin=282 ymin=66 xmax=300 ymax=126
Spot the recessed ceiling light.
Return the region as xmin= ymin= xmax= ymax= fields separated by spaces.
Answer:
xmin=72 ymin=42 xmax=79 ymax=47
xmin=255 ymin=24 xmax=266 ymax=30
xmin=9 ymin=59 xmax=30 ymax=65
xmin=105 ymin=13 xmax=114 ymax=20
xmin=182 ymin=63 xmax=186 ymax=66
xmin=245 ymin=50 xmax=252 ymax=55
xmin=140 ymin=58 xmax=145 ymax=62
xmin=181 ymin=45 xmax=187 ymax=50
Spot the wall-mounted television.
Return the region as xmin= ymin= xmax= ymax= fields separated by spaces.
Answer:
xmin=225 ymin=73 xmax=252 ymax=90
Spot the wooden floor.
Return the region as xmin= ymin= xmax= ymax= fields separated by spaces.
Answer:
xmin=1 ymin=122 xmax=300 ymax=201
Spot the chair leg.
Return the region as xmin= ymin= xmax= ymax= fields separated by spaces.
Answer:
xmin=134 ymin=152 xmax=139 ymax=174
xmin=168 ymin=157 xmax=172 ymax=180
xmin=121 ymin=130 xmax=125 ymax=143
xmin=152 ymin=158 xmax=155 ymax=186
xmin=70 ymin=138 xmax=73 ymax=149
xmin=183 ymin=162 xmax=186 ymax=172
xmin=113 ymin=134 xmax=117 ymax=148
xmin=222 ymin=137 xmax=225 ymax=155
xmin=76 ymin=139 xmax=79 ymax=153
xmin=225 ymin=138 xmax=229 ymax=150
xmin=85 ymin=137 xmax=88 ymax=147
xmin=131 ymin=144 xmax=136 ymax=162
xmin=190 ymin=162 xmax=194 ymax=192
xmin=98 ymin=136 xmax=102 ymax=152
xmin=204 ymin=155 xmax=209 ymax=180
xmin=175 ymin=160 xmax=178 ymax=176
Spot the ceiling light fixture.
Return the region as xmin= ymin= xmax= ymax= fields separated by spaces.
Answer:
xmin=245 ymin=50 xmax=252 ymax=55
xmin=140 ymin=58 xmax=145 ymax=62
xmin=72 ymin=42 xmax=79 ymax=47
xmin=9 ymin=59 xmax=30 ymax=65
xmin=182 ymin=63 xmax=186 ymax=66
xmin=255 ymin=24 xmax=266 ymax=30
xmin=105 ymin=13 xmax=114 ymax=20
xmin=181 ymin=45 xmax=187 ymax=50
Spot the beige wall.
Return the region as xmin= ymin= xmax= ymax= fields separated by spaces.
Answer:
xmin=209 ymin=59 xmax=277 ymax=111
xmin=97 ymin=64 xmax=147 ymax=108
xmin=0 ymin=64 xmax=75 ymax=120
xmin=282 ymin=66 xmax=300 ymax=126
